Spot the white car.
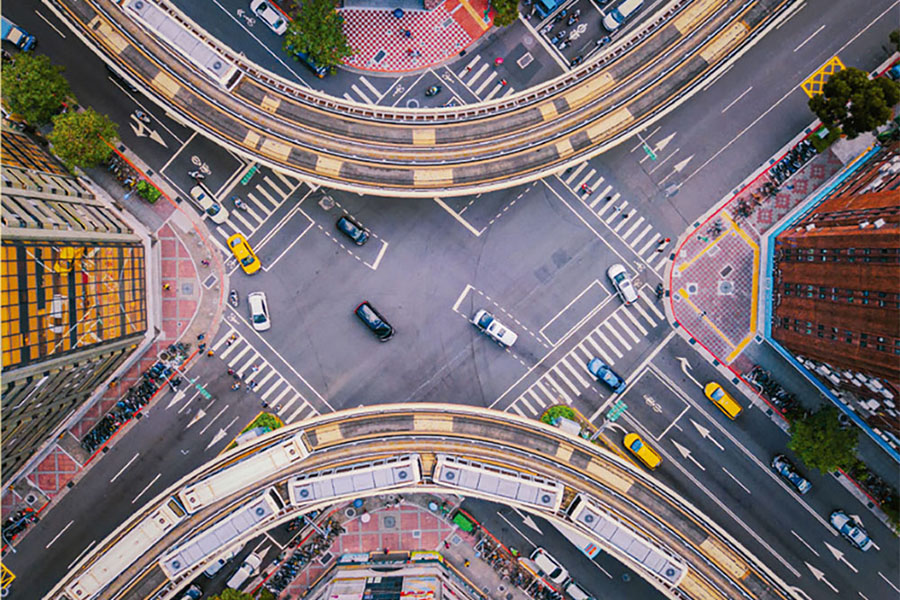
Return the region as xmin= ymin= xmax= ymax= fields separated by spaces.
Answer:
xmin=471 ymin=309 xmax=518 ymax=347
xmin=607 ymin=263 xmax=638 ymax=305
xmin=248 ymin=291 xmax=271 ymax=331
xmin=830 ymin=511 xmax=874 ymax=551
xmin=530 ymin=547 xmax=568 ymax=584
xmin=190 ymin=185 xmax=228 ymax=224
xmin=250 ymin=0 xmax=287 ymax=35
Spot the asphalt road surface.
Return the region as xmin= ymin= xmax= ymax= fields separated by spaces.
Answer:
xmin=4 ymin=1 xmax=899 ymax=599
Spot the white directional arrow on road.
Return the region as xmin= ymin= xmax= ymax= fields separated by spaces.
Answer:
xmin=690 ymin=419 xmax=724 ymax=451
xmin=512 ymin=507 xmax=544 ymax=535
xmin=206 ymin=428 xmax=228 ymax=450
xmin=824 ymin=542 xmax=858 ymax=573
xmin=654 ymin=132 xmax=676 ymax=152
xmin=166 ymin=389 xmax=186 ymax=409
xmin=676 ymin=356 xmax=703 ymax=388
xmin=671 ymin=439 xmax=706 ymax=471
xmin=805 ymin=562 xmax=839 ymax=593
xmin=129 ymin=117 xmax=168 ymax=148
xmin=186 ymin=408 xmax=206 ymax=428
xmin=672 ymin=154 xmax=694 ymax=173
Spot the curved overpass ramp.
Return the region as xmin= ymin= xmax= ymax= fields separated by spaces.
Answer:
xmin=47 ymin=0 xmax=796 ymax=196
xmin=49 ymin=405 xmax=799 ymax=600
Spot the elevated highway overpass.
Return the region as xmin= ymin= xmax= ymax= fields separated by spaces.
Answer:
xmin=46 ymin=0 xmax=798 ymax=197
xmin=49 ymin=405 xmax=800 ymax=600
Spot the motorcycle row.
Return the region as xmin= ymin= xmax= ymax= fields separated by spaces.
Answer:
xmin=81 ymin=343 xmax=189 ymax=453
xmin=768 ymin=139 xmax=817 ymax=186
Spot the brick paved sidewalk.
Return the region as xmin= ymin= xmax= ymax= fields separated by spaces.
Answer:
xmin=340 ymin=0 xmax=491 ymax=73
xmin=2 ymin=147 xmax=226 ymax=552
xmin=668 ymin=148 xmax=843 ymax=365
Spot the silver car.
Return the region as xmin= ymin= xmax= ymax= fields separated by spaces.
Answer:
xmin=250 ymin=0 xmax=287 ymax=35
xmin=607 ymin=263 xmax=638 ymax=305
xmin=248 ymin=291 xmax=271 ymax=331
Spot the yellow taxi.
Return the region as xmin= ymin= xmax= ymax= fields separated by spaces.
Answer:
xmin=704 ymin=382 xmax=742 ymax=419
xmin=623 ymin=433 xmax=661 ymax=470
xmin=227 ymin=233 xmax=260 ymax=275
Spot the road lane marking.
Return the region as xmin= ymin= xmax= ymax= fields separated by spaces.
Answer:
xmin=880 ymin=572 xmax=900 ymax=594
xmin=586 ymin=336 xmax=614 ymax=365
xmin=612 ymin=313 xmax=641 ymax=343
xmin=793 ymin=24 xmax=825 ymax=52
xmin=433 ymin=197 xmax=483 ymax=236
xmin=365 ymin=239 xmax=389 ymax=270
xmin=721 ymin=467 xmax=751 ymax=494
xmin=110 ymin=452 xmax=140 ymax=483
xmin=790 ymin=530 xmax=819 ymax=556
xmin=46 ymin=520 xmax=74 ymax=549
xmin=132 ymin=473 xmax=162 ymax=504
xmin=721 ymin=87 xmax=753 ymax=113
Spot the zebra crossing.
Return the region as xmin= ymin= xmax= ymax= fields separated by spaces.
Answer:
xmin=457 ymin=55 xmax=517 ymax=101
xmin=211 ymin=329 xmax=318 ymax=424
xmin=342 ymin=75 xmax=384 ymax=104
xmin=507 ymin=291 xmax=665 ymax=418
xmin=212 ymin=170 xmax=301 ymax=243
xmin=561 ymin=163 xmax=670 ymax=273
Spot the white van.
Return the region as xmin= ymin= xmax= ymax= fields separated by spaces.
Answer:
xmin=565 ymin=581 xmax=593 ymax=600
xmin=603 ymin=0 xmax=644 ymax=31
xmin=226 ymin=552 xmax=262 ymax=590
xmin=204 ymin=544 xmax=242 ymax=578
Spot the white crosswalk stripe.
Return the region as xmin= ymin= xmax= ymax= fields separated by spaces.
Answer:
xmin=505 ymin=296 xmax=666 ymax=416
xmin=211 ymin=331 xmax=318 ymax=422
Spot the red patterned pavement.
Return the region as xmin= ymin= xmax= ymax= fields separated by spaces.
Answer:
xmin=280 ymin=502 xmax=459 ymax=598
xmin=340 ymin=1 xmax=491 ymax=73
xmin=669 ymin=149 xmax=844 ymax=364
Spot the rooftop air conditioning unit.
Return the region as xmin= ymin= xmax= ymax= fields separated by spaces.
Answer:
xmin=873 ymin=218 xmax=886 ymax=229
xmin=859 ymin=221 xmax=870 ymax=229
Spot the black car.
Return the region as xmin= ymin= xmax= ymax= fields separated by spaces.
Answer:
xmin=355 ymin=301 xmax=394 ymax=341
xmin=336 ymin=215 xmax=369 ymax=245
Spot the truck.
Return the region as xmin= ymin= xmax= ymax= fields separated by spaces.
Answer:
xmin=2 ymin=17 xmax=36 ymax=52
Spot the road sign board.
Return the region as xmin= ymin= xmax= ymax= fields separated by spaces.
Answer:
xmin=642 ymin=143 xmax=657 ymax=161
xmin=240 ymin=165 xmax=258 ymax=185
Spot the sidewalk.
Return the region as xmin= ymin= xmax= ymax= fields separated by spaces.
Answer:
xmin=664 ymin=131 xmax=898 ymax=527
xmin=339 ymin=0 xmax=492 ymax=73
xmin=1 ymin=147 xmax=227 ymax=551
xmin=273 ymin=495 xmax=531 ymax=600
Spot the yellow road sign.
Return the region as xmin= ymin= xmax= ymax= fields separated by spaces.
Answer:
xmin=802 ymin=56 xmax=844 ymax=98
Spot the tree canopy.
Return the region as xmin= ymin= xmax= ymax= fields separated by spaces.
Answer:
xmin=492 ymin=0 xmax=519 ymax=27
xmin=283 ymin=0 xmax=353 ymax=72
xmin=1 ymin=53 xmax=72 ymax=125
xmin=808 ymin=67 xmax=900 ymax=139
xmin=48 ymin=108 xmax=118 ymax=170
xmin=209 ymin=589 xmax=254 ymax=600
xmin=788 ymin=406 xmax=858 ymax=474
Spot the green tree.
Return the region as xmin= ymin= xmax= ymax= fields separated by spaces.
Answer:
xmin=808 ymin=67 xmax=900 ymax=139
xmin=541 ymin=405 xmax=576 ymax=426
xmin=491 ymin=0 xmax=519 ymax=27
xmin=48 ymin=108 xmax=118 ymax=170
xmin=889 ymin=29 xmax=900 ymax=53
xmin=1 ymin=53 xmax=72 ymax=125
xmin=209 ymin=589 xmax=253 ymax=600
xmin=788 ymin=406 xmax=858 ymax=474
xmin=283 ymin=0 xmax=354 ymax=72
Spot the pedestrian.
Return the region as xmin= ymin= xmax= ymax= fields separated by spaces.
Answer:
xmin=605 ymin=195 xmax=613 ymax=202
xmin=500 ymin=79 xmax=507 ymax=86
xmin=466 ymin=65 xmax=472 ymax=72
xmin=251 ymin=364 xmax=259 ymax=373
xmin=494 ymin=57 xmax=503 ymax=67
xmin=197 ymin=333 xmax=205 ymax=341
xmin=162 ymin=283 xmax=171 ymax=291
xmin=613 ymin=205 xmax=622 ymax=213
xmin=464 ymin=560 xmax=470 ymax=567
xmin=200 ymin=259 xmax=210 ymax=267
xmin=198 ymin=342 xmax=206 ymax=351
xmin=261 ymin=401 xmax=269 ymax=408
xmin=227 ymin=368 xmax=235 ymax=376
xmin=444 ymin=540 xmax=451 ymax=549
xmin=698 ymin=235 xmax=709 ymax=243
xmin=207 ymin=349 xmax=214 ymax=357
xmin=622 ymin=212 xmax=630 ymax=219
xmin=658 ymin=237 xmax=670 ymax=245
xmin=384 ymin=547 xmax=390 ymax=555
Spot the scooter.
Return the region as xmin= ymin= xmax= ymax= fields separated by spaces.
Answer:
xmin=425 ymin=85 xmax=442 ymax=97
xmin=232 ymin=196 xmax=249 ymax=211
xmin=187 ymin=170 xmax=206 ymax=180
xmin=229 ymin=289 xmax=239 ymax=308
xmin=133 ymin=110 xmax=151 ymax=125
xmin=655 ymin=283 xmax=664 ymax=299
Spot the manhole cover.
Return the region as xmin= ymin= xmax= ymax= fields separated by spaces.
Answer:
xmin=319 ymin=195 xmax=335 ymax=210
xmin=383 ymin=515 xmax=397 ymax=529
xmin=406 ymin=99 xmax=420 ymax=109
xmin=345 ymin=508 xmax=356 ymax=518
xmin=685 ymin=283 xmax=698 ymax=295
xmin=718 ymin=281 xmax=734 ymax=295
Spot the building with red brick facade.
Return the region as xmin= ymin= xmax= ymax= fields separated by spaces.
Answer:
xmin=772 ymin=143 xmax=899 ymax=435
